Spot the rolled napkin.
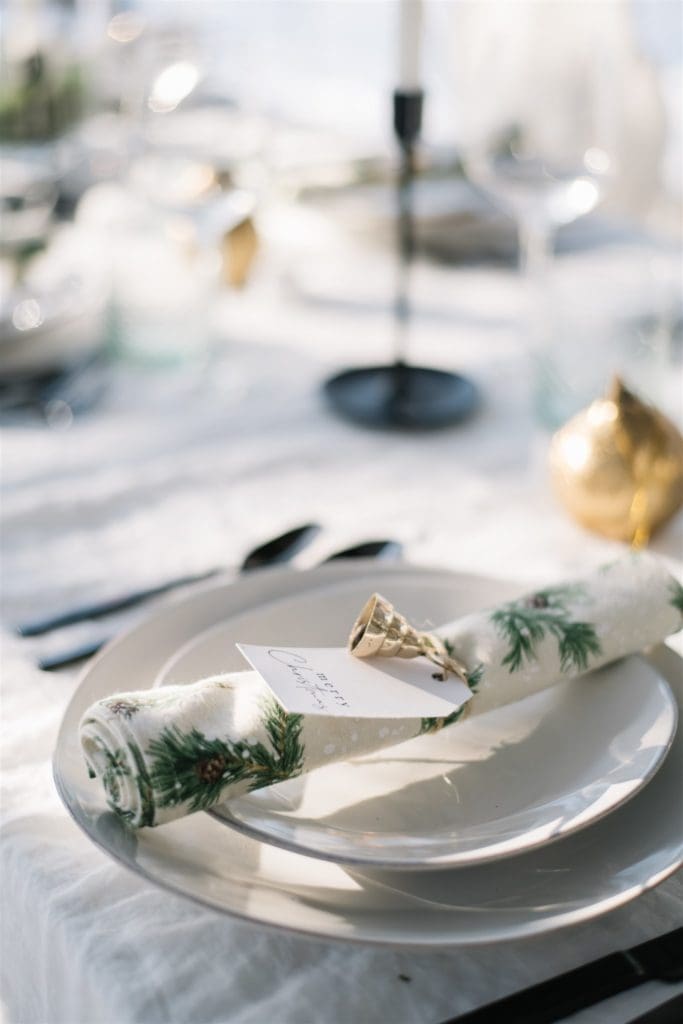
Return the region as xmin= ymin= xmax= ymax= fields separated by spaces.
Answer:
xmin=81 ymin=554 xmax=683 ymax=828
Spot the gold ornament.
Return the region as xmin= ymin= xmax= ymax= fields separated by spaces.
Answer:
xmin=549 ymin=377 xmax=683 ymax=546
xmin=348 ymin=592 xmax=470 ymax=683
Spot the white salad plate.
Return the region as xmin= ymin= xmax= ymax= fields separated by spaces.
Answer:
xmin=54 ymin=562 xmax=683 ymax=948
xmin=156 ymin=575 xmax=677 ymax=870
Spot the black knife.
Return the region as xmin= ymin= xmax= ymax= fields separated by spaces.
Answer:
xmin=441 ymin=928 xmax=683 ymax=1024
xmin=626 ymin=993 xmax=683 ymax=1024
xmin=17 ymin=523 xmax=321 ymax=637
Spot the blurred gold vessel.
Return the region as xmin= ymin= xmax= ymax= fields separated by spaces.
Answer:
xmin=549 ymin=377 xmax=683 ymax=546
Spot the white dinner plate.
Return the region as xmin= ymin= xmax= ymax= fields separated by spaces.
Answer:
xmin=53 ymin=562 xmax=683 ymax=947
xmin=156 ymin=575 xmax=677 ymax=870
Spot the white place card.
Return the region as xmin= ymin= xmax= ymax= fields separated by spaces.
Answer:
xmin=237 ymin=644 xmax=473 ymax=719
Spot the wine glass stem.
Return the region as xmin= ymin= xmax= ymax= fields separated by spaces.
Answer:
xmin=519 ymin=219 xmax=554 ymax=346
xmin=519 ymin=219 xmax=552 ymax=285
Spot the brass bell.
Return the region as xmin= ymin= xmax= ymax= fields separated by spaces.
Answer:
xmin=349 ymin=593 xmax=469 ymax=683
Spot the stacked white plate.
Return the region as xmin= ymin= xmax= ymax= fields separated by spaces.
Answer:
xmin=54 ymin=562 xmax=683 ymax=947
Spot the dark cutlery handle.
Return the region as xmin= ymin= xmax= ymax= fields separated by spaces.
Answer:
xmin=322 ymin=540 xmax=403 ymax=562
xmin=39 ymin=637 xmax=107 ymax=671
xmin=17 ymin=568 xmax=222 ymax=636
xmin=442 ymin=929 xmax=683 ymax=1024
xmin=626 ymin=994 xmax=683 ymax=1024
xmin=35 ymin=537 xmax=402 ymax=670
xmin=441 ymin=952 xmax=645 ymax=1024
xmin=19 ymin=523 xmax=321 ymax=637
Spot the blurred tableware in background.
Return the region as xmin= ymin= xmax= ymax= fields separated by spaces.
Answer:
xmin=0 ymin=0 xmax=107 ymax=415
xmin=451 ymin=0 xmax=619 ymax=392
xmin=140 ymin=105 xmax=268 ymax=189
xmin=1 ymin=0 xmax=679 ymax=429
xmin=0 ymin=0 xmax=98 ymax=217
xmin=295 ymin=172 xmax=517 ymax=268
xmin=450 ymin=0 xmax=681 ymax=432
xmin=630 ymin=0 xmax=683 ymax=235
xmin=0 ymin=1 xmax=261 ymax=379
xmin=0 ymin=152 xmax=59 ymax=253
xmin=81 ymin=180 xmax=256 ymax=368
xmin=0 ymin=352 xmax=108 ymax=423
xmin=0 ymin=224 xmax=109 ymax=386
xmin=532 ymin=237 xmax=682 ymax=430
xmin=451 ymin=0 xmax=675 ymax=240
xmin=291 ymin=172 xmax=663 ymax=278
xmin=452 ymin=2 xmax=620 ymax=245
xmin=99 ymin=203 xmax=213 ymax=368
xmin=128 ymin=155 xmax=260 ymax=285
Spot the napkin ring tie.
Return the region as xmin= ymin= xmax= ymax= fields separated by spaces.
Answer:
xmin=348 ymin=593 xmax=469 ymax=684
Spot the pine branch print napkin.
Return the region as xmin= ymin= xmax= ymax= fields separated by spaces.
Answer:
xmin=80 ymin=554 xmax=683 ymax=828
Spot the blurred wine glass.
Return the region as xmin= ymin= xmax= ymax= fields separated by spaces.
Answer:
xmin=452 ymin=1 xmax=617 ymax=308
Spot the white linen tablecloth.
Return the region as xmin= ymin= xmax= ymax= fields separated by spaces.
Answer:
xmin=2 ymin=226 xmax=682 ymax=1024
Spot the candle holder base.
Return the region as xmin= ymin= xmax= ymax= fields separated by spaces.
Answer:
xmin=323 ymin=363 xmax=479 ymax=430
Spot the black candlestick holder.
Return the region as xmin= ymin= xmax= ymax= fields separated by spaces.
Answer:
xmin=324 ymin=89 xmax=479 ymax=430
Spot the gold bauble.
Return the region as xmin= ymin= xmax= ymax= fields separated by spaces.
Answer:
xmin=549 ymin=377 xmax=683 ymax=546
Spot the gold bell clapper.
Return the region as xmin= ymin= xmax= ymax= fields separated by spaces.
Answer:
xmin=349 ymin=593 xmax=470 ymax=683
xmin=549 ymin=377 xmax=683 ymax=547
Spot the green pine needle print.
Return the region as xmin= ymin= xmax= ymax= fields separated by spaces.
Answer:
xmin=93 ymin=739 xmax=155 ymax=826
xmin=670 ymin=580 xmax=683 ymax=617
xmin=127 ymin=739 xmax=156 ymax=826
xmin=557 ymin=621 xmax=602 ymax=673
xmin=147 ymin=699 xmax=305 ymax=812
xmin=492 ymin=585 xmax=601 ymax=674
xmin=100 ymin=747 xmax=130 ymax=803
xmin=420 ymin=661 xmax=484 ymax=735
xmin=257 ymin=700 xmax=306 ymax=787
